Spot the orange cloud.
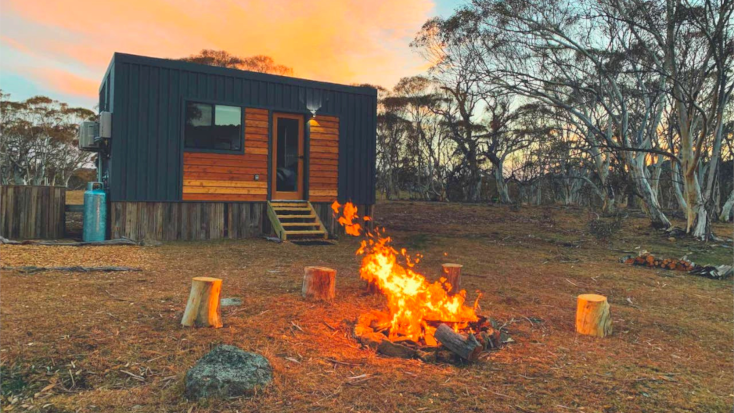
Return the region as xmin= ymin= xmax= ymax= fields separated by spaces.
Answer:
xmin=31 ymin=68 xmax=99 ymax=99
xmin=1 ymin=35 xmax=32 ymax=54
xmin=2 ymin=0 xmax=437 ymax=101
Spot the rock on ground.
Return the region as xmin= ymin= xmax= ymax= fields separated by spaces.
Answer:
xmin=185 ymin=345 xmax=272 ymax=399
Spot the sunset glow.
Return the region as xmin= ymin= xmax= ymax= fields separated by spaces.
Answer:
xmin=0 ymin=0 xmax=449 ymax=105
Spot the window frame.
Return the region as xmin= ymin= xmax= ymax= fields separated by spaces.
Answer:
xmin=182 ymin=99 xmax=246 ymax=154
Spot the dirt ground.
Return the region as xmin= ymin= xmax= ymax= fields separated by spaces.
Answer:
xmin=1 ymin=202 xmax=732 ymax=412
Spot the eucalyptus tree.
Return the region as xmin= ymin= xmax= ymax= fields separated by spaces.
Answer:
xmin=413 ymin=17 xmax=493 ymax=202
xmin=376 ymin=86 xmax=409 ymax=199
xmin=430 ymin=0 xmax=681 ymax=226
xmin=0 ymin=92 xmax=94 ymax=186
xmin=181 ymin=50 xmax=294 ymax=75
xmin=601 ymin=0 xmax=733 ymax=238
xmin=386 ymin=76 xmax=453 ymax=200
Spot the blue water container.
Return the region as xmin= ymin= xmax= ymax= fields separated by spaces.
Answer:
xmin=83 ymin=182 xmax=107 ymax=242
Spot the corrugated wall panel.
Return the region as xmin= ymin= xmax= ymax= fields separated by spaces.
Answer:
xmin=108 ymin=53 xmax=376 ymax=204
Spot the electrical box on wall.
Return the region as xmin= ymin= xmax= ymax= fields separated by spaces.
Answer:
xmin=78 ymin=121 xmax=99 ymax=150
xmin=99 ymin=112 xmax=112 ymax=138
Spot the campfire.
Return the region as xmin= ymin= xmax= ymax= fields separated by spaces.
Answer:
xmin=332 ymin=202 xmax=506 ymax=362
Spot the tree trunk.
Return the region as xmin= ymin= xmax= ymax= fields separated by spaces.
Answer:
xmin=671 ymin=162 xmax=688 ymax=213
xmin=536 ymin=179 xmax=542 ymax=205
xmin=629 ymin=157 xmax=671 ymax=228
xmin=302 ymin=266 xmax=336 ymax=301
xmin=683 ymin=167 xmax=710 ymax=240
xmin=182 ymin=277 xmax=223 ymax=328
xmin=720 ymin=190 xmax=734 ymax=222
xmin=601 ymin=182 xmax=616 ymax=214
xmin=575 ymin=294 xmax=612 ymax=338
xmin=493 ymin=160 xmax=511 ymax=204
xmin=441 ymin=263 xmax=462 ymax=296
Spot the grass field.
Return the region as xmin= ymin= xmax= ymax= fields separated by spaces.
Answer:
xmin=1 ymin=202 xmax=732 ymax=412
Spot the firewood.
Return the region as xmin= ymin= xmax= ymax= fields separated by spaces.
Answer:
xmin=365 ymin=279 xmax=380 ymax=294
xmin=575 ymin=294 xmax=612 ymax=337
xmin=181 ymin=277 xmax=223 ymax=328
xmin=377 ymin=340 xmax=417 ymax=359
xmin=441 ymin=263 xmax=463 ymax=296
xmin=302 ymin=266 xmax=336 ymax=301
xmin=434 ymin=323 xmax=482 ymax=361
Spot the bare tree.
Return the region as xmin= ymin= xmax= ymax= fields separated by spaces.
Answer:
xmin=435 ymin=0 xmax=675 ymax=225
xmin=413 ymin=18 xmax=491 ymax=202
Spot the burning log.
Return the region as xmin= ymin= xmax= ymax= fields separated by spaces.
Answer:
xmin=182 ymin=277 xmax=223 ymax=328
xmin=302 ymin=266 xmax=336 ymax=301
xmin=434 ymin=323 xmax=482 ymax=361
xmin=441 ymin=263 xmax=463 ymax=296
xmin=575 ymin=294 xmax=612 ymax=337
xmin=365 ymin=280 xmax=380 ymax=294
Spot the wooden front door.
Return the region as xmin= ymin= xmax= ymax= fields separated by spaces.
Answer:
xmin=271 ymin=113 xmax=304 ymax=200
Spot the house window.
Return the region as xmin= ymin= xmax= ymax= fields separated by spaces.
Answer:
xmin=184 ymin=102 xmax=243 ymax=152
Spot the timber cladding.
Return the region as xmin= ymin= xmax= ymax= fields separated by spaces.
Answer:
xmin=182 ymin=108 xmax=269 ymax=202
xmin=309 ymin=116 xmax=339 ymax=203
xmin=0 ymin=185 xmax=65 ymax=239
xmin=109 ymin=201 xmax=365 ymax=241
xmin=110 ymin=202 xmax=266 ymax=241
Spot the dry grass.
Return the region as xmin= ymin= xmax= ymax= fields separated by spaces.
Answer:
xmin=1 ymin=202 xmax=732 ymax=412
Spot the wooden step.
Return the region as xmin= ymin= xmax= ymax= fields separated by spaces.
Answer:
xmin=267 ymin=200 xmax=329 ymax=241
xmin=281 ymin=222 xmax=320 ymax=227
xmin=284 ymin=230 xmax=327 ymax=235
xmin=271 ymin=201 xmax=307 ymax=206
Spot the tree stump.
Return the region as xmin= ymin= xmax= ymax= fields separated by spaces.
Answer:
xmin=302 ymin=266 xmax=336 ymax=301
xmin=182 ymin=277 xmax=223 ymax=328
xmin=575 ymin=294 xmax=612 ymax=337
xmin=441 ymin=263 xmax=463 ymax=296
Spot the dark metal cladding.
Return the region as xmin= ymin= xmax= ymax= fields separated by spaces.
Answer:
xmin=102 ymin=52 xmax=377 ymax=204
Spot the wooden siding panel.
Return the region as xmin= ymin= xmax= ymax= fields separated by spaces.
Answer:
xmin=110 ymin=201 xmax=263 ymax=240
xmin=182 ymin=107 xmax=269 ymax=201
xmin=309 ymin=117 xmax=339 ymax=203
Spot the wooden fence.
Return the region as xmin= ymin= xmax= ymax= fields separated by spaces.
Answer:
xmin=0 ymin=185 xmax=66 ymax=239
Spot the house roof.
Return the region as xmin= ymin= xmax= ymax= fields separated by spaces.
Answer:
xmin=102 ymin=52 xmax=378 ymax=97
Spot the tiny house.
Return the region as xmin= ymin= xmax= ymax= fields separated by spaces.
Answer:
xmin=91 ymin=53 xmax=376 ymax=241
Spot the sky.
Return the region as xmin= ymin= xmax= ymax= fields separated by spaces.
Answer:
xmin=0 ymin=0 xmax=459 ymax=108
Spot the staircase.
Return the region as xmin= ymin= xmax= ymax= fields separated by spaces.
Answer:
xmin=267 ymin=200 xmax=328 ymax=241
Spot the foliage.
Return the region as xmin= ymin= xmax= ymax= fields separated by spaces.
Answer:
xmin=0 ymin=91 xmax=95 ymax=186
xmin=180 ymin=49 xmax=294 ymax=76
xmin=377 ymin=0 xmax=734 ymax=240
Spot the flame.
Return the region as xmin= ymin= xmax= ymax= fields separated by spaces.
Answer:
xmin=332 ymin=201 xmax=479 ymax=343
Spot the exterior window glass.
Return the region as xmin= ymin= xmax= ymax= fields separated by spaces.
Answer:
xmin=276 ymin=118 xmax=299 ymax=192
xmin=184 ymin=102 xmax=242 ymax=151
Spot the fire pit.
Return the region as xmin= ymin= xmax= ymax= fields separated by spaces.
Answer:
xmin=332 ymin=202 xmax=510 ymax=363
xmin=354 ymin=310 xmax=505 ymax=362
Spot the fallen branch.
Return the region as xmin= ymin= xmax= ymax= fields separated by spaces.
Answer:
xmin=2 ymin=266 xmax=142 ymax=274
xmin=0 ymin=237 xmax=138 ymax=246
